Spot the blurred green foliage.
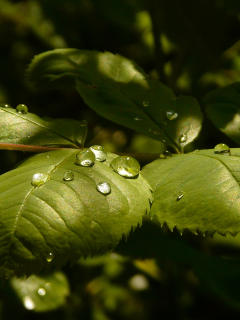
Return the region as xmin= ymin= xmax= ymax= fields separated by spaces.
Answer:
xmin=2 ymin=0 xmax=240 ymax=319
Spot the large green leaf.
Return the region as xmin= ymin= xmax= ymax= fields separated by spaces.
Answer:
xmin=0 ymin=105 xmax=87 ymax=149
xmin=10 ymin=271 xmax=69 ymax=312
xmin=0 ymin=149 xmax=152 ymax=278
xmin=204 ymin=82 xmax=240 ymax=145
xmin=142 ymin=148 xmax=240 ymax=236
xmin=27 ymin=49 xmax=203 ymax=152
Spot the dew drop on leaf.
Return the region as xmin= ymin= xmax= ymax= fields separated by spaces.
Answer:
xmin=142 ymin=101 xmax=149 ymax=107
xmin=31 ymin=172 xmax=50 ymax=187
xmin=16 ymin=104 xmax=28 ymax=114
xmin=110 ymin=156 xmax=140 ymax=178
xmin=80 ymin=120 xmax=87 ymax=126
xmin=149 ymin=127 xmax=161 ymax=135
xmin=179 ymin=134 xmax=187 ymax=143
xmin=166 ymin=110 xmax=178 ymax=120
xmin=96 ymin=182 xmax=111 ymax=195
xmin=1 ymin=104 xmax=11 ymax=108
xmin=63 ymin=171 xmax=74 ymax=181
xmin=38 ymin=288 xmax=46 ymax=296
xmin=46 ymin=252 xmax=54 ymax=262
xmin=23 ymin=296 xmax=35 ymax=310
xmin=160 ymin=151 xmax=172 ymax=159
xmin=75 ymin=148 xmax=95 ymax=167
xmin=177 ymin=191 xmax=184 ymax=201
xmin=89 ymin=145 xmax=107 ymax=162
xmin=134 ymin=116 xmax=142 ymax=121
xmin=214 ymin=143 xmax=230 ymax=155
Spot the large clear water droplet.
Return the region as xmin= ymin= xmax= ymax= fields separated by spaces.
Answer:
xmin=160 ymin=151 xmax=172 ymax=159
xmin=46 ymin=252 xmax=54 ymax=262
xmin=16 ymin=104 xmax=28 ymax=114
xmin=89 ymin=145 xmax=107 ymax=162
xmin=75 ymin=149 xmax=95 ymax=167
xmin=63 ymin=171 xmax=74 ymax=181
xmin=31 ymin=173 xmax=50 ymax=187
xmin=110 ymin=156 xmax=140 ymax=178
xmin=179 ymin=134 xmax=187 ymax=143
xmin=149 ymin=127 xmax=161 ymax=135
xmin=142 ymin=101 xmax=149 ymax=107
xmin=23 ymin=296 xmax=35 ymax=310
xmin=177 ymin=191 xmax=184 ymax=201
xmin=38 ymin=288 xmax=46 ymax=296
xmin=96 ymin=182 xmax=111 ymax=195
xmin=134 ymin=116 xmax=142 ymax=121
xmin=214 ymin=143 xmax=230 ymax=155
xmin=166 ymin=110 xmax=178 ymax=121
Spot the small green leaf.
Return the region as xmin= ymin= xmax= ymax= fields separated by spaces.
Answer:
xmin=10 ymin=271 xmax=69 ymax=312
xmin=0 ymin=150 xmax=152 ymax=277
xmin=142 ymin=148 xmax=240 ymax=236
xmin=0 ymin=105 xmax=87 ymax=148
xmin=204 ymin=82 xmax=240 ymax=145
xmin=27 ymin=49 xmax=203 ymax=152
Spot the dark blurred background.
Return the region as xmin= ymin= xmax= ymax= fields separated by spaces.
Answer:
xmin=2 ymin=1 xmax=240 ymax=319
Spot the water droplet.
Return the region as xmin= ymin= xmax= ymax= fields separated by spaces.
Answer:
xmin=149 ymin=127 xmax=161 ymax=135
xmin=46 ymin=252 xmax=54 ymax=262
xmin=38 ymin=288 xmax=46 ymax=296
xmin=75 ymin=149 xmax=95 ymax=167
xmin=129 ymin=274 xmax=149 ymax=291
xmin=96 ymin=182 xmax=111 ymax=195
xmin=166 ymin=110 xmax=178 ymax=120
xmin=23 ymin=296 xmax=35 ymax=310
xmin=160 ymin=151 xmax=172 ymax=159
xmin=46 ymin=155 xmax=50 ymax=158
xmin=31 ymin=173 xmax=50 ymax=187
xmin=214 ymin=143 xmax=230 ymax=155
xmin=134 ymin=116 xmax=142 ymax=121
xmin=142 ymin=101 xmax=149 ymax=107
xmin=1 ymin=104 xmax=11 ymax=108
xmin=89 ymin=145 xmax=107 ymax=162
xmin=16 ymin=104 xmax=28 ymax=114
xmin=177 ymin=191 xmax=184 ymax=201
xmin=193 ymin=149 xmax=199 ymax=153
xmin=80 ymin=120 xmax=87 ymax=126
xmin=63 ymin=171 xmax=74 ymax=181
xmin=110 ymin=156 xmax=140 ymax=178
xmin=179 ymin=134 xmax=187 ymax=143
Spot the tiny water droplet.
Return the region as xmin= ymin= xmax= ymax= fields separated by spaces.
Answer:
xmin=193 ymin=149 xmax=199 ymax=153
xmin=214 ymin=143 xmax=230 ymax=155
xmin=80 ymin=120 xmax=87 ymax=126
xmin=46 ymin=252 xmax=54 ymax=262
xmin=63 ymin=171 xmax=74 ymax=181
xmin=31 ymin=172 xmax=50 ymax=187
xmin=110 ymin=156 xmax=140 ymax=178
xmin=142 ymin=101 xmax=149 ymax=107
xmin=160 ymin=151 xmax=172 ymax=159
xmin=149 ymin=127 xmax=161 ymax=135
xmin=134 ymin=116 xmax=142 ymax=121
xmin=75 ymin=148 xmax=95 ymax=167
xmin=179 ymin=133 xmax=187 ymax=143
xmin=38 ymin=288 xmax=46 ymax=296
xmin=1 ymin=104 xmax=11 ymax=108
xmin=89 ymin=145 xmax=107 ymax=162
xmin=23 ymin=296 xmax=35 ymax=310
xmin=177 ymin=191 xmax=184 ymax=201
xmin=16 ymin=104 xmax=28 ymax=114
xmin=96 ymin=182 xmax=111 ymax=195
xmin=166 ymin=110 xmax=178 ymax=120
xmin=46 ymin=155 xmax=50 ymax=158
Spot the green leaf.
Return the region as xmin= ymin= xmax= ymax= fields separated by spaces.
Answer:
xmin=0 ymin=105 xmax=87 ymax=148
xmin=27 ymin=49 xmax=203 ymax=152
xmin=142 ymin=148 xmax=240 ymax=236
xmin=10 ymin=271 xmax=70 ymax=312
xmin=204 ymin=82 xmax=240 ymax=145
xmin=0 ymin=149 xmax=152 ymax=278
